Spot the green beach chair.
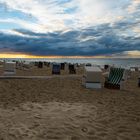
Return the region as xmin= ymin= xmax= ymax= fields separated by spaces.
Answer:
xmin=104 ymin=67 xmax=125 ymax=89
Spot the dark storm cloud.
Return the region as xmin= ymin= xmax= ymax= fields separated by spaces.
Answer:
xmin=0 ymin=22 xmax=140 ymax=56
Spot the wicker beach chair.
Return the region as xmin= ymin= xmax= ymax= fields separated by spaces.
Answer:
xmin=38 ymin=62 xmax=43 ymax=68
xmin=69 ymin=64 xmax=76 ymax=74
xmin=4 ymin=62 xmax=16 ymax=75
xmin=52 ymin=64 xmax=61 ymax=74
xmin=82 ymin=66 xmax=102 ymax=89
xmin=138 ymin=78 xmax=140 ymax=87
xmin=104 ymin=65 xmax=109 ymax=70
xmin=104 ymin=67 xmax=125 ymax=89
xmin=60 ymin=63 xmax=65 ymax=70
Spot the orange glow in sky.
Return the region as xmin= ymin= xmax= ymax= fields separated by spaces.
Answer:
xmin=0 ymin=53 xmax=107 ymax=58
xmin=0 ymin=51 xmax=140 ymax=58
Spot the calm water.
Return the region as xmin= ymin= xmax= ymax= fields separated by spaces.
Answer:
xmin=1 ymin=58 xmax=140 ymax=67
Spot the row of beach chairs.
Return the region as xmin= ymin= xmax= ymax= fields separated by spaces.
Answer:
xmin=2 ymin=62 xmax=77 ymax=75
xmin=1 ymin=62 xmax=140 ymax=89
xmin=52 ymin=63 xmax=76 ymax=74
xmin=83 ymin=66 xmax=140 ymax=89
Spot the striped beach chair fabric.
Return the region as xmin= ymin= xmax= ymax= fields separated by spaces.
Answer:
xmin=104 ymin=67 xmax=125 ymax=89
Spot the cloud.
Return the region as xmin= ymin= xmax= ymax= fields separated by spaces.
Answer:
xmin=127 ymin=0 xmax=140 ymax=13
xmin=0 ymin=0 xmax=136 ymax=32
xmin=0 ymin=0 xmax=140 ymax=57
xmin=0 ymin=0 xmax=71 ymax=32
xmin=0 ymin=22 xmax=140 ymax=56
xmin=111 ymin=50 xmax=140 ymax=58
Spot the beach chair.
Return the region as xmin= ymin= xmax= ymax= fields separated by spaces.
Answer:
xmin=82 ymin=66 xmax=102 ymax=89
xmin=69 ymin=64 xmax=76 ymax=74
xmin=44 ymin=62 xmax=49 ymax=67
xmin=86 ymin=63 xmax=92 ymax=66
xmin=138 ymin=78 xmax=140 ymax=87
xmin=100 ymin=65 xmax=104 ymax=70
xmin=130 ymin=67 xmax=135 ymax=72
xmin=104 ymin=65 xmax=109 ymax=70
xmin=0 ymin=60 xmax=3 ymax=66
xmin=4 ymin=62 xmax=16 ymax=75
xmin=60 ymin=63 xmax=65 ymax=70
xmin=104 ymin=67 xmax=125 ymax=89
xmin=52 ymin=64 xmax=61 ymax=74
xmin=38 ymin=62 xmax=43 ymax=68
xmin=22 ymin=61 xmax=32 ymax=69
xmin=34 ymin=62 xmax=38 ymax=66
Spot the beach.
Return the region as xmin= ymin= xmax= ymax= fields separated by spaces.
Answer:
xmin=0 ymin=65 xmax=140 ymax=140
xmin=1 ymin=0 xmax=140 ymax=139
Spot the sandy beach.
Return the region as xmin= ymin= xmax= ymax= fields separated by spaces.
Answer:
xmin=1 ymin=0 xmax=140 ymax=139
xmin=0 ymin=65 xmax=140 ymax=140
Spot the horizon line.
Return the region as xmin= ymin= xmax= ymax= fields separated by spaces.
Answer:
xmin=0 ymin=53 xmax=140 ymax=59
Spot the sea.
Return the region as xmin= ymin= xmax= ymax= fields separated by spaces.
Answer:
xmin=1 ymin=58 xmax=140 ymax=68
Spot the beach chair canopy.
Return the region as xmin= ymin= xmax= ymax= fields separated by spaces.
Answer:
xmin=104 ymin=65 xmax=109 ymax=70
xmin=108 ymin=67 xmax=124 ymax=84
xmin=106 ymin=67 xmax=125 ymax=85
xmin=84 ymin=66 xmax=102 ymax=83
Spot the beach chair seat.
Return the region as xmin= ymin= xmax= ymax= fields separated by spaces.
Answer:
xmin=104 ymin=67 xmax=125 ymax=89
xmin=52 ymin=64 xmax=61 ymax=74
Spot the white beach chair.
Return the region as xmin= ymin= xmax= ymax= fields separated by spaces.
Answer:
xmin=4 ymin=62 xmax=16 ymax=75
xmin=82 ymin=66 xmax=102 ymax=89
xmin=65 ymin=63 xmax=69 ymax=71
xmin=130 ymin=67 xmax=135 ymax=72
xmin=23 ymin=61 xmax=32 ymax=69
xmin=100 ymin=65 xmax=104 ymax=70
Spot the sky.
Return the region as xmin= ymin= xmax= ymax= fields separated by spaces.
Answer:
xmin=0 ymin=0 xmax=140 ymax=58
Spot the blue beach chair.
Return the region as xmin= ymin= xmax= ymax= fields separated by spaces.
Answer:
xmin=52 ymin=64 xmax=61 ymax=75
